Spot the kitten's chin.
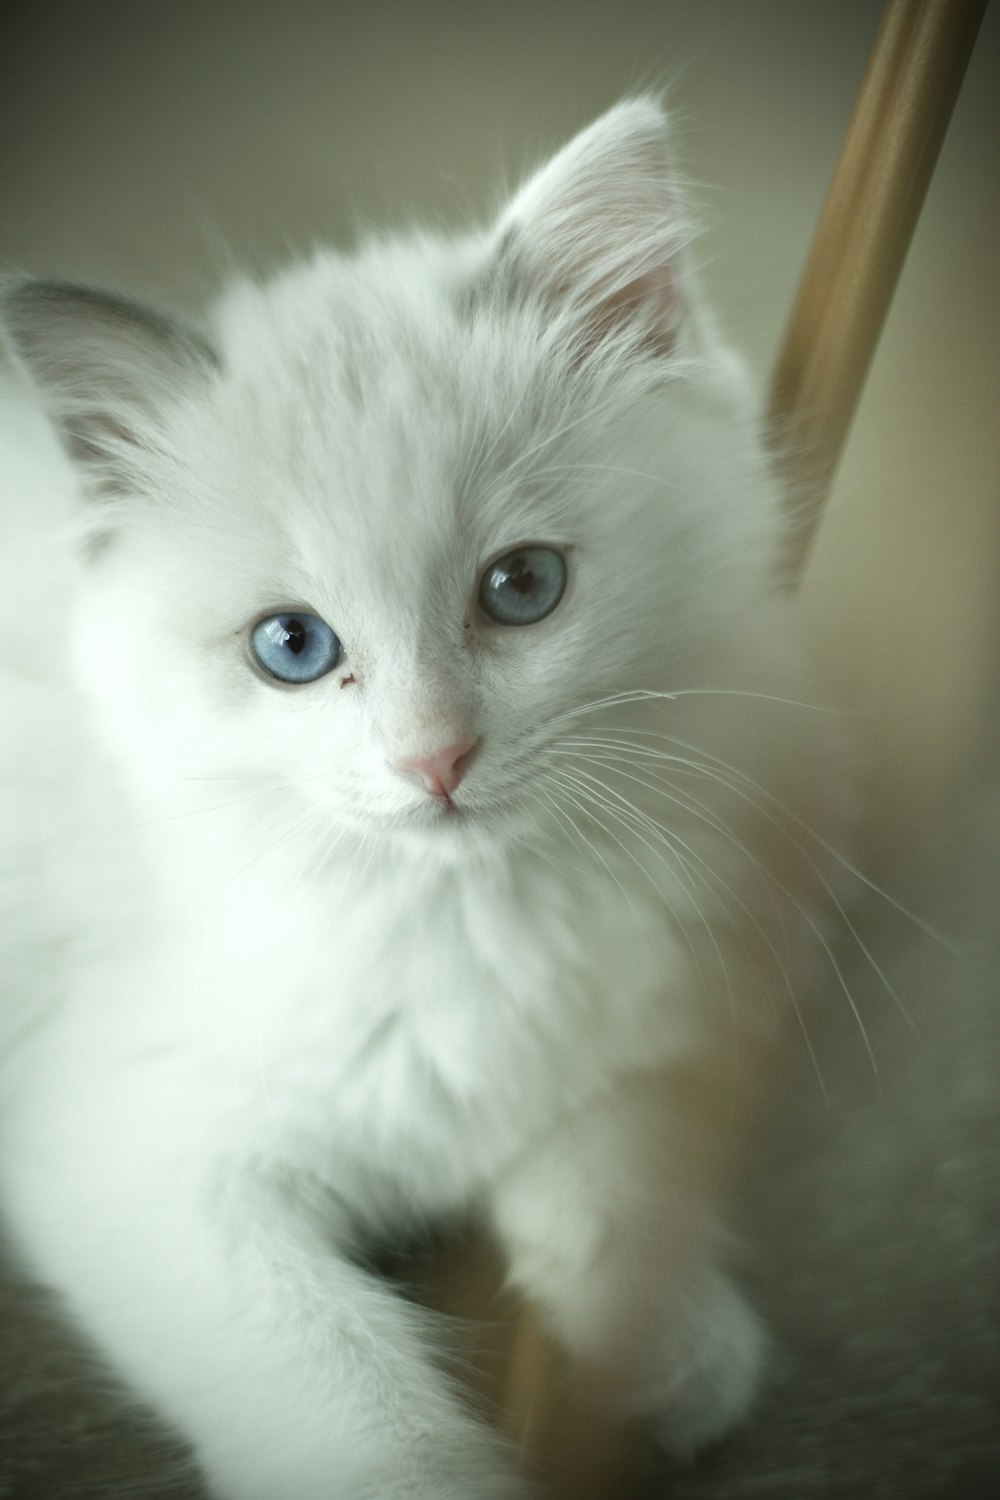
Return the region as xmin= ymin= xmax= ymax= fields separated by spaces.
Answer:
xmin=316 ymin=785 xmax=545 ymax=865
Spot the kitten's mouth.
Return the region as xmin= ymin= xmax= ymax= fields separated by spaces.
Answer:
xmin=381 ymin=774 xmax=533 ymax=841
xmin=413 ymin=794 xmax=468 ymax=824
xmin=393 ymin=790 xmax=506 ymax=836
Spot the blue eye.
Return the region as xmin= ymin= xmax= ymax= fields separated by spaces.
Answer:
xmin=250 ymin=611 xmax=341 ymax=684
xmin=478 ymin=546 xmax=567 ymax=626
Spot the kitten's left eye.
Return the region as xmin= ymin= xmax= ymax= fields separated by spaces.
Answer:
xmin=250 ymin=611 xmax=341 ymax=684
xmin=478 ymin=546 xmax=567 ymax=626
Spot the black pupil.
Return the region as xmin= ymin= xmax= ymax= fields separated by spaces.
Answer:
xmin=285 ymin=619 xmax=307 ymax=655
xmin=504 ymin=557 xmax=535 ymax=596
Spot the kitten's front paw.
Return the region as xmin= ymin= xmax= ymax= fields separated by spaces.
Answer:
xmin=393 ymin=1463 xmax=535 ymax=1500
xmin=372 ymin=1432 xmax=536 ymax=1500
xmin=640 ymin=1270 xmax=767 ymax=1460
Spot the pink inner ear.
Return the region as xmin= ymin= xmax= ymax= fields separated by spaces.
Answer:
xmin=581 ymin=262 xmax=682 ymax=360
xmin=500 ymin=99 xmax=691 ymax=360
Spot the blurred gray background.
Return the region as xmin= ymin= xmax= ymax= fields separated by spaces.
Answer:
xmin=1 ymin=2 xmax=998 ymax=1497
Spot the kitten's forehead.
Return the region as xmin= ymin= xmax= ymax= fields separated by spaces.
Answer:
xmin=206 ymin=248 xmax=583 ymax=616
xmin=219 ymin=245 xmax=561 ymax=474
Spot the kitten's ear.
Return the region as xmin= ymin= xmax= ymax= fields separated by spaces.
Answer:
xmin=1 ymin=280 xmax=218 ymax=491
xmin=495 ymin=97 xmax=694 ymax=360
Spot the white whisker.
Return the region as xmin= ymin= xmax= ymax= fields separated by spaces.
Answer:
xmin=550 ymin=763 xmax=725 ymax=1001
xmin=541 ymin=772 xmax=648 ymax=926
xmin=563 ymin=712 xmax=951 ymax=947
xmin=554 ymin=729 xmax=885 ymax=1079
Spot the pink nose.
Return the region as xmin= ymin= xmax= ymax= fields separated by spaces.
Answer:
xmin=393 ymin=738 xmax=479 ymax=799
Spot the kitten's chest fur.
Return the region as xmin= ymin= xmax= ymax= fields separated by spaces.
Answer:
xmin=147 ymin=823 xmax=701 ymax=1198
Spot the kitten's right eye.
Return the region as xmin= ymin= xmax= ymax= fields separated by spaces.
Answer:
xmin=250 ymin=611 xmax=341 ymax=684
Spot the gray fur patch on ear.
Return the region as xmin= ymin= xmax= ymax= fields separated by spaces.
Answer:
xmin=462 ymin=226 xmax=519 ymax=324
xmin=2 ymin=279 xmax=219 ymax=481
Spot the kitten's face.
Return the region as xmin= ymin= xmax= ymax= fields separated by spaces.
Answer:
xmin=7 ymin=99 xmax=779 ymax=860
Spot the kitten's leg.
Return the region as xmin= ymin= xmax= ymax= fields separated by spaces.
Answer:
xmin=1 ymin=1070 xmax=530 ymax=1500
xmin=489 ymin=1067 xmax=766 ymax=1457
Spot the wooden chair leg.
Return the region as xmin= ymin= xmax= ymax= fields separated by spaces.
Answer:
xmin=770 ymin=0 xmax=988 ymax=577
xmin=497 ymin=1308 xmax=646 ymax=1499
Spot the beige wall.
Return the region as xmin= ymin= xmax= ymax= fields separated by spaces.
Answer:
xmin=3 ymin=0 xmax=997 ymax=863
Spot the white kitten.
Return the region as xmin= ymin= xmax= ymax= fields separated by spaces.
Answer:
xmin=0 ymin=99 xmax=852 ymax=1498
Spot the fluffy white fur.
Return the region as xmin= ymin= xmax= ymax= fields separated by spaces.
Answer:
xmin=0 ymin=99 xmax=852 ymax=1498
